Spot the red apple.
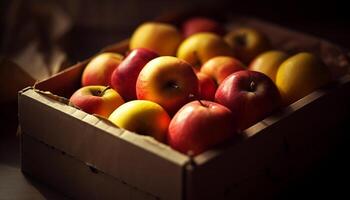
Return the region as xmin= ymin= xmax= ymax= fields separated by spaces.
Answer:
xmin=181 ymin=17 xmax=225 ymax=38
xmin=215 ymin=70 xmax=281 ymax=131
xmin=111 ymin=48 xmax=158 ymax=101
xmin=136 ymin=56 xmax=198 ymax=115
xmin=70 ymin=86 xmax=124 ymax=118
xmin=196 ymin=72 xmax=217 ymax=101
xmin=200 ymin=56 xmax=245 ymax=85
xmin=82 ymin=53 xmax=123 ymax=86
xmin=168 ymin=100 xmax=237 ymax=156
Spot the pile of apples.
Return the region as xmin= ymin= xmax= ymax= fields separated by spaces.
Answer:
xmin=70 ymin=17 xmax=331 ymax=156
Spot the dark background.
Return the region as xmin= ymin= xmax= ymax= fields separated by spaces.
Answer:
xmin=0 ymin=0 xmax=349 ymax=199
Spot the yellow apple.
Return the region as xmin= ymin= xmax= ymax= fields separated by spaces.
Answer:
xmin=225 ymin=28 xmax=271 ymax=64
xmin=176 ymin=33 xmax=234 ymax=69
xmin=108 ymin=100 xmax=171 ymax=142
xmin=276 ymin=52 xmax=332 ymax=105
xmin=130 ymin=22 xmax=182 ymax=56
xmin=136 ymin=56 xmax=198 ymax=115
xmin=249 ymin=50 xmax=289 ymax=82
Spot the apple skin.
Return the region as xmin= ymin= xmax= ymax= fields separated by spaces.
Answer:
xmin=108 ymin=100 xmax=171 ymax=142
xmin=200 ymin=56 xmax=245 ymax=85
xmin=136 ymin=56 xmax=198 ymax=115
xmin=224 ymin=28 xmax=271 ymax=64
xmin=168 ymin=100 xmax=237 ymax=156
xmin=177 ymin=33 xmax=234 ymax=69
xmin=110 ymin=48 xmax=158 ymax=101
xmin=181 ymin=17 xmax=225 ymax=38
xmin=249 ymin=50 xmax=289 ymax=82
xmin=196 ymin=72 xmax=217 ymax=101
xmin=70 ymin=86 xmax=124 ymax=118
xmin=81 ymin=53 xmax=123 ymax=86
xmin=215 ymin=70 xmax=281 ymax=131
xmin=130 ymin=22 xmax=182 ymax=56
xmin=276 ymin=52 xmax=331 ymax=105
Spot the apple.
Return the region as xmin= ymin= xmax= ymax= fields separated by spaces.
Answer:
xmin=276 ymin=52 xmax=331 ymax=105
xmin=109 ymin=100 xmax=171 ymax=142
xmin=181 ymin=16 xmax=225 ymax=38
xmin=70 ymin=86 xmax=124 ymax=118
xmin=110 ymin=48 xmax=158 ymax=101
xmin=130 ymin=22 xmax=182 ymax=56
xmin=196 ymin=72 xmax=217 ymax=101
xmin=215 ymin=70 xmax=281 ymax=131
xmin=81 ymin=53 xmax=123 ymax=86
xmin=168 ymin=100 xmax=237 ymax=156
xmin=177 ymin=33 xmax=234 ymax=69
xmin=136 ymin=56 xmax=198 ymax=115
xmin=200 ymin=56 xmax=245 ymax=85
xmin=249 ymin=50 xmax=289 ymax=82
xmin=224 ymin=28 xmax=271 ymax=64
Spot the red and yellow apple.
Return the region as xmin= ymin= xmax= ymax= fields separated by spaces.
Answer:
xmin=200 ymin=56 xmax=245 ymax=85
xmin=215 ymin=70 xmax=281 ymax=131
xmin=111 ymin=48 xmax=158 ymax=101
xmin=196 ymin=72 xmax=217 ymax=101
xmin=168 ymin=100 xmax=237 ymax=156
xmin=177 ymin=33 xmax=234 ymax=69
xmin=130 ymin=22 xmax=182 ymax=56
xmin=181 ymin=16 xmax=225 ymax=38
xmin=70 ymin=86 xmax=124 ymax=118
xmin=136 ymin=56 xmax=198 ymax=115
xmin=108 ymin=100 xmax=170 ymax=142
xmin=81 ymin=53 xmax=123 ymax=86
xmin=249 ymin=50 xmax=288 ymax=82
xmin=225 ymin=28 xmax=271 ymax=64
xmin=276 ymin=52 xmax=331 ymax=105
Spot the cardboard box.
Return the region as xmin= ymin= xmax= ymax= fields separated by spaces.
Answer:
xmin=18 ymin=16 xmax=350 ymax=199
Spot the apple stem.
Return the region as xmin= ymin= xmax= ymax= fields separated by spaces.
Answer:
xmin=250 ymin=81 xmax=256 ymax=92
xmin=197 ymin=99 xmax=206 ymax=107
xmin=235 ymin=33 xmax=247 ymax=47
xmin=100 ymin=86 xmax=111 ymax=96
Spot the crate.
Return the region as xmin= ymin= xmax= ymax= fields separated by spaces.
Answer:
xmin=18 ymin=16 xmax=350 ymax=199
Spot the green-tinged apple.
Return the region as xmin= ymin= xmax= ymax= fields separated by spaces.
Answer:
xmin=177 ymin=33 xmax=234 ymax=69
xmin=249 ymin=50 xmax=288 ymax=82
xmin=200 ymin=56 xmax=245 ymax=85
xmin=70 ymin=86 xmax=124 ymax=118
xmin=130 ymin=22 xmax=182 ymax=56
xmin=81 ymin=53 xmax=123 ymax=86
xmin=276 ymin=52 xmax=331 ymax=105
xmin=136 ymin=56 xmax=198 ymax=115
xmin=196 ymin=72 xmax=217 ymax=101
xmin=168 ymin=100 xmax=237 ymax=156
xmin=181 ymin=17 xmax=225 ymax=38
xmin=215 ymin=70 xmax=281 ymax=131
xmin=108 ymin=100 xmax=170 ymax=142
xmin=225 ymin=28 xmax=271 ymax=64
xmin=111 ymin=48 xmax=158 ymax=101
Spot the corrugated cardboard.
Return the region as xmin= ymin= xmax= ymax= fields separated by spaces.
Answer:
xmin=18 ymin=16 xmax=350 ymax=199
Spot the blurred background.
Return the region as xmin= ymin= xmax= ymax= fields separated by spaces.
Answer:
xmin=0 ymin=0 xmax=349 ymax=199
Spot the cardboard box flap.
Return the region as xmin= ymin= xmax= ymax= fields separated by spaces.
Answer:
xmin=18 ymin=88 xmax=189 ymax=200
xmin=185 ymin=75 xmax=350 ymax=199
